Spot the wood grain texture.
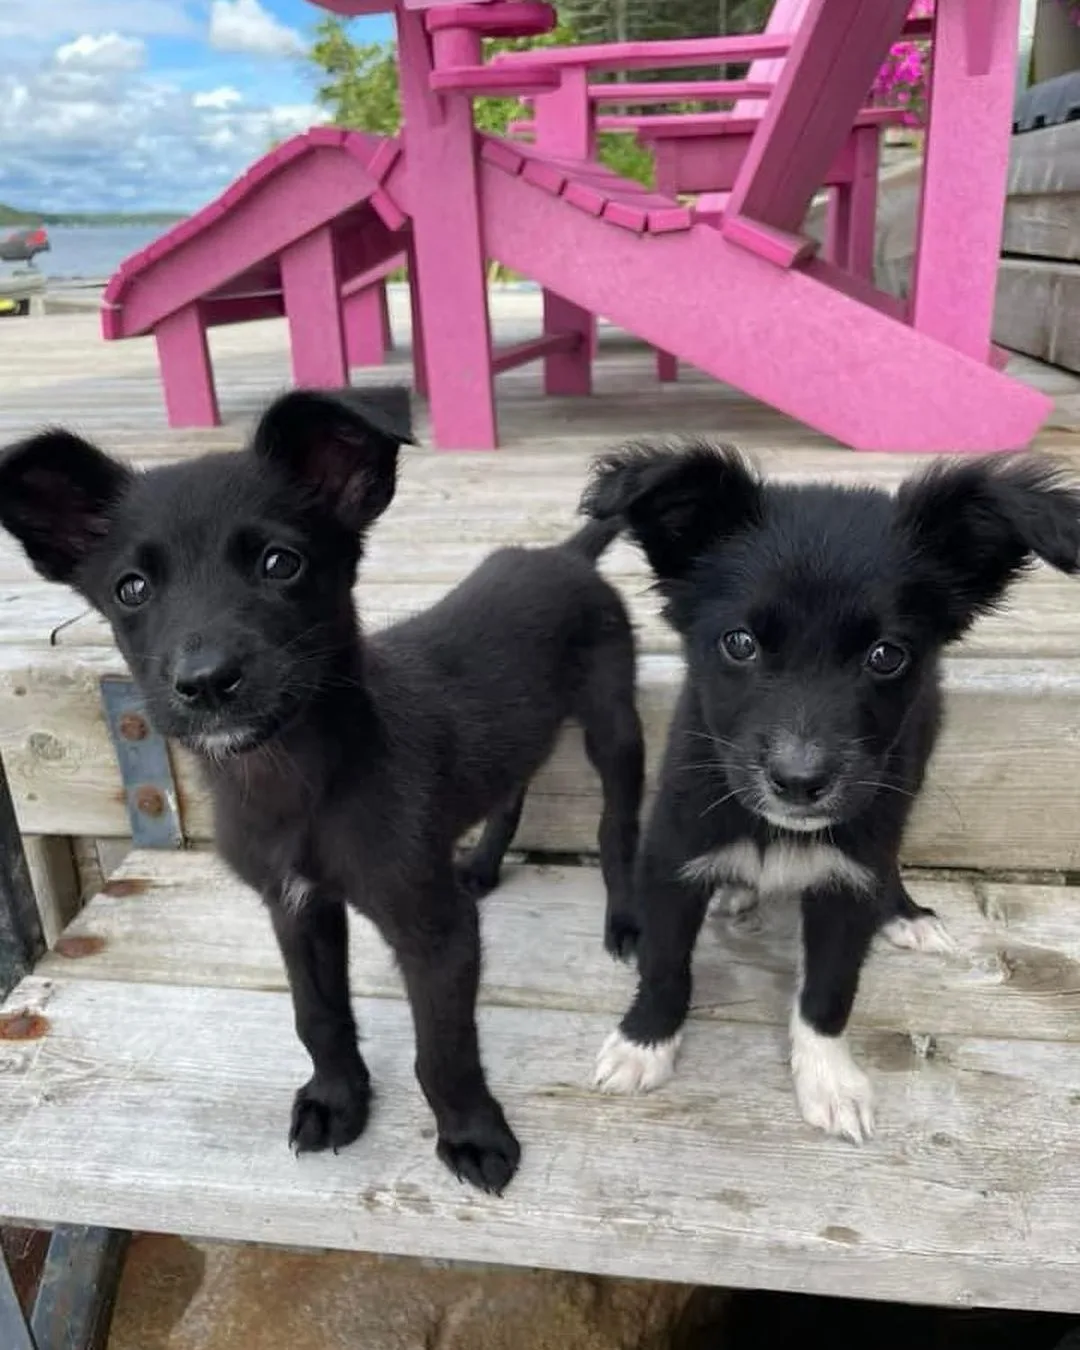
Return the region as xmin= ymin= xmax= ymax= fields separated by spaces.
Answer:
xmin=5 ymin=961 xmax=1080 ymax=1310
xmin=1003 ymin=193 xmax=1080 ymax=264
xmin=4 ymin=647 xmax=1080 ymax=871
xmin=995 ymin=259 xmax=1080 ymax=376
xmin=36 ymin=849 xmax=1080 ymax=1047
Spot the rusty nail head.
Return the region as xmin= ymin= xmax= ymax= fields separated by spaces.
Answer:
xmin=134 ymin=785 xmax=166 ymax=817
xmin=118 ymin=712 xmax=149 ymax=741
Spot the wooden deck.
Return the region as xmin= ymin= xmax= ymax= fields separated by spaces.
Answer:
xmin=4 ymin=298 xmax=1080 ymax=1311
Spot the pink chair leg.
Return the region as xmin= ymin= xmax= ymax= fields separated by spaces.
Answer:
xmin=281 ymin=226 xmax=348 ymax=389
xmin=910 ymin=0 xmax=1020 ymax=360
xmin=543 ymin=290 xmax=592 ymax=396
xmin=155 ymin=304 xmax=220 ymax=427
xmin=394 ymin=7 xmax=496 ymax=449
xmin=344 ymin=284 xmax=390 ymax=368
xmin=534 ymin=68 xmax=596 ymax=396
xmin=656 ymin=350 xmax=679 ymax=382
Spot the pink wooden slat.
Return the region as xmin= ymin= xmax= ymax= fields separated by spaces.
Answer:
xmin=522 ymin=158 xmax=569 ymax=195
xmin=100 ymin=306 xmax=122 ymax=340
xmin=424 ymin=1 xmax=554 ymax=35
xmin=480 ymin=138 xmax=526 ymax=174
xmin=720 ymin=213 xmax=816 ymax=267
xmin=562 ymin=179 xmax=607 ymax=216
xmin=430 ymin=65 xmax=559 ymax=94
xmin=341 ymin=250 xmax=407 ymax=297
xmin=602 ymin=200 xmax=648 ymax=232
xmin=910 ymin=0 xmax=1021 ymax=363
xmin=647 ymin=205 xmax=694 ymax=234
xmin=725 ymin=0 xmax=910 ymax=235
xmin=281 ymin=226 xmax=349 ymax=389
xmin=461 ymin=156 xmax=1050 ymax=453
xmin=490 ymin=331 xmax=577 ymax=375
xmin=370 ymin=187 xmax=408 ymax=231
xmin=492 ymin=34 xmax=792 ymax=73
xmin=588 ymin=80 xmax=775 ymax=104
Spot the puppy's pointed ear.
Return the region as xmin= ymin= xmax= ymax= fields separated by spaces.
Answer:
xmin=0 ymin=430 xmax=133 ymax=584
xmin=252 ymin=388 xmax=414 ymax=533
xmin=896 ymin=455 xmax=1080 ymax=641
xmin=581 ymin=441 xmax=761 ymax=582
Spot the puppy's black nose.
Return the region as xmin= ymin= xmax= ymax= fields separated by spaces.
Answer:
xmin=766 ymin=740 xmax=833 ymax=805
xmin=173 ymin=650 xmax=244 ymax=708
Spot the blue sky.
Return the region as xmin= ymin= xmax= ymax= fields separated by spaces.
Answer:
xmin=0 ymin=2 xmax=393 ymax=213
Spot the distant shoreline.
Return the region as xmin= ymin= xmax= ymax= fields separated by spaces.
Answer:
xmin=0 ymin=208 xmax=184 ymax=229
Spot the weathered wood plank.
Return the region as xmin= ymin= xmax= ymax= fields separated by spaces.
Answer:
xmin=24 ymin=837 xmax=81 ymax=951
xmin=995 ymin=259 xmax=1080 ymax=375
xmin=1003 ymin=193 xmax=1080 ymax=264
xmin=4 ymin=971 xmax=1080 ymax=1310
xmin=3 ymin=647 xmax=1080 ymax=871
xmin=47 ymin=551 xmax=1080 ymax=659
xmin=1008 ymin=120 xmax=1080 ymax=198
xmin=38 ymin=849 xmax=1080 ymax=1047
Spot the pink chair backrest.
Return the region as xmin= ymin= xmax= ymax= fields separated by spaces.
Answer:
xmin=733 ymin=0 xmax=809 ymax=116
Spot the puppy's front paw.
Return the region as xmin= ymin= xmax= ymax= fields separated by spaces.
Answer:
xmin=594 ymin=1028 xmax=681 ymax=1094
xmin=289 ymin=1071 xmax=372 ymax=1154
xmin=436 ymin=1100 xmax=521 ymax=1196
xmin=882 ymin=912 xmax=957 ymax=955
xmin=454 ymin=860 xmax=500 ymax=901
xmin=604 ymin=908 xmax=640 ymax=962
xmin=790 ymin=1021 xmax=874 ymax=1144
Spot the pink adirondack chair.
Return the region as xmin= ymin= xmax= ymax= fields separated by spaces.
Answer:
xmin=388 ymin=0 xmax=1041 ymax=451
xmin=110 ymin=0 xmax=1044 ymax=454
xmin=508 ymin=0 xmax=930 ymax=386
xmin=100 ymin=129 xmax=410 ymax=427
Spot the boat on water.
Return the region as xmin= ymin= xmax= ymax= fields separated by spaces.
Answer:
xmin=0 ymin=225 xmax=50 ymax=263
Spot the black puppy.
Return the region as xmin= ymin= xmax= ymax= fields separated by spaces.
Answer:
xmin=0 ymin=390 xmax=643 ymax=1194
xmin=582 ymin=441 xmax=1080 ymax=1142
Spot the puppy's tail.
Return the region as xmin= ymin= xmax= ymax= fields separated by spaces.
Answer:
xmin=563 ymin=516 xmax=623 ymax=562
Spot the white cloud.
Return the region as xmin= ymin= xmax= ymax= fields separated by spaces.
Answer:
xmin=0 ymin=40 xmax=326 ymax=213
xmin=56 ymin=34 xmax=148 ymax=72
xmin=208 ymin=0 xmax=305 ymax=59
xmin=0 ymin=2 xmax=196 ymax=41
xmin=193 ymin=86 xmax=243 ymax=110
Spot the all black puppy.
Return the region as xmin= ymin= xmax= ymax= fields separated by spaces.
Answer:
xmin=0 ymin=390 xmax=643 ymax=1194
xmin=582 ymin=441 xmax=1080 ymax=1142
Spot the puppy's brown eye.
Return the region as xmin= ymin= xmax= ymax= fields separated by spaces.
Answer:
xmin=866 ymin=640 xmax=908 ymax=677
xmin=116 ymin=573 xmax=150 ymax=608
xmin=261 ymin=547 xmax=304 ymax=582
xmin=720 ymin=629 xmax=757 ymax=663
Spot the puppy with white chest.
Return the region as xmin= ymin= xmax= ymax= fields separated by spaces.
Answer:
xmin=0 ymin=389 xmax=645 ymax=1195
xmin=582 ymin=442 xmax=1080 ymax=1142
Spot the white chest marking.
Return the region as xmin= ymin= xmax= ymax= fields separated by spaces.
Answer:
xmin=680 ymin=838 xmax=873 ymax=899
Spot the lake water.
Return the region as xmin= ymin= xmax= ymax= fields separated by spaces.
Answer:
xmin=22 ymin=224 xmax=171 ymax=281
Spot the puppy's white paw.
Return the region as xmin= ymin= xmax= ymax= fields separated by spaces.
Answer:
xmin=708 ymin=885 xmax=758 ymax=919
xmin=790 ymin=1014 xmax=875 ymax=1144
xmin=593 ymin=1029 xmax=681 ymax=1095
xmin=882 ymin=913 xmax=957 ymax=955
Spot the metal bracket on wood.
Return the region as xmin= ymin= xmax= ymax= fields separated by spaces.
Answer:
xmin=100 ymin=677 xmax=183 ymax=850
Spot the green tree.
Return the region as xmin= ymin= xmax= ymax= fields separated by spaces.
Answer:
xmin=308 ymin=15 xmax=653 ymax=183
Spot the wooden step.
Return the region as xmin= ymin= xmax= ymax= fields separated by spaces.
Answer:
xmin=3 ymin=849 xmax=1080 ymax=1311
xmin=2 ymin=644 xmax=1080 ymax=872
